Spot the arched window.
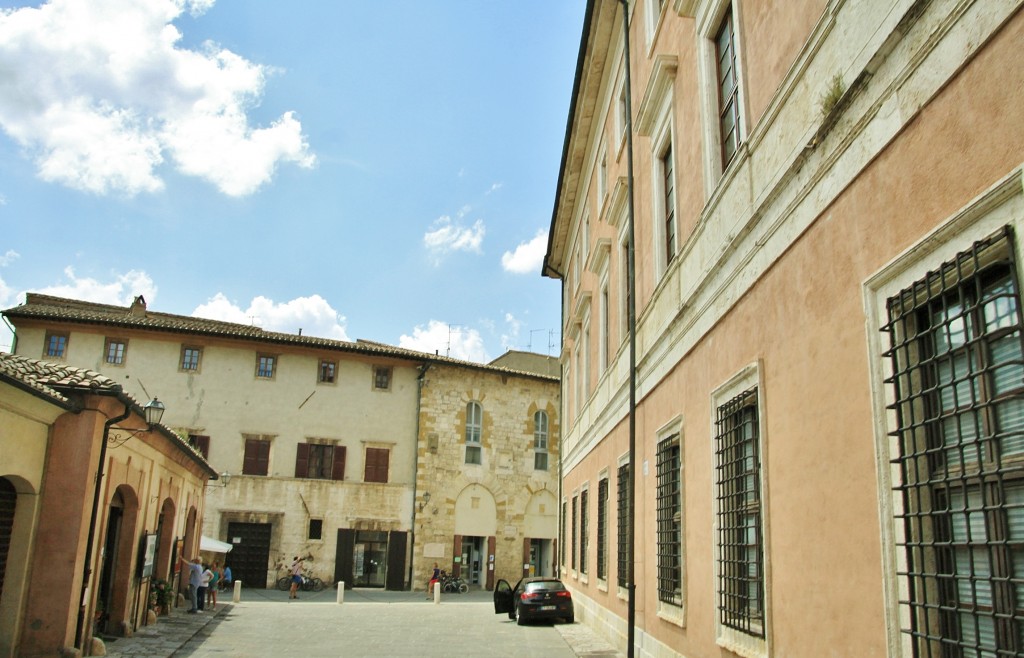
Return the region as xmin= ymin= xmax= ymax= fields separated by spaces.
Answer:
xmin=534 ymin=410 xmax=549 ymax=471
xmin=465 ymin=402 xmax=482 ymax=464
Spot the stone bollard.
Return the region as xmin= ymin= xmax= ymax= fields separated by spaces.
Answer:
xmin=233 ymin=580 xmax=242 ymax=603
xmin=337 ymin=582 xmax=344 ymax=604
xmin=433 ymin=584 xmax=440 ymax=604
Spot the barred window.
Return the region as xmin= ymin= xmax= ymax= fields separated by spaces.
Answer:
xmin=561 ymin=500 xmax=567 ymax=569
xmin=571 ymin=495 xmax=578 ymax=571
xmin=597 ymin=478 xmax=609 ymax=580
xmin=715 ymin=388 xmax=765 ymax=637
xmin=617 ymin=462 xmax=630 ymax=588
xmin=580 ymin=489 xmax=589 ymax=575
xmin=883 ymin=227 xmax=1024 ymax=656
xmin=657 ymin=435 xmax=682 ymax=606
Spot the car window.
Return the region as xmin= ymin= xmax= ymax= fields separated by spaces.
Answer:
xmin=524 ymin=580 xmax=566 ymax=592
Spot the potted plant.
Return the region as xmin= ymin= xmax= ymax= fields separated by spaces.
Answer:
xmin=150 ymin=579 xmax=171 ymax=614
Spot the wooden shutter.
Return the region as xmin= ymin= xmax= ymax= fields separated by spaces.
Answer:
xmin=331 ymin=446 xmax=347 ymax=481
xmin=243 ymin=438 xmax=270 ymax=476
xmin=486 ymin=536 xmax=496 ymax=590
xmin=294 ymin=443 xmax=309 ymax=478
xmin=451 ymin=535 xmax=462 ymax=578
xmin=364 ymin=448 xmax=389 ymax=483
xmin=335 ymin=528 xmax=355 ymax=588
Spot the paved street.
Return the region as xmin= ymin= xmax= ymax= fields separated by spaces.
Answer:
xmin=103 ymin=588 xmax=624 ymax=658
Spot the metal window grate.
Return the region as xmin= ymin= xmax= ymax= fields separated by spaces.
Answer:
xmin=657 ymin=436 xmax=682 ymax=606
xmin=571 ymin=496 xmax=578 ymax=571
xmin=597 ymin=478 xmax=609 ymax=580
xmin=580 ymin=489 xmax=589 ymax=575
xmin=561 ymin=500 xmax=567 ymax=569
xmin=882 ymin=226 xmax=1024 ymax=657
xmin=617 ymin=463 xmax=629 ymax=588
xmin=715 ymin=387 xmax=765 ymax=637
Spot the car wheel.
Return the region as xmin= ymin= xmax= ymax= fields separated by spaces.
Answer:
xmin=565 ymin=614 xmax=574 ymax=624
xmin=516 ymin=612 xmax=526 ymax=626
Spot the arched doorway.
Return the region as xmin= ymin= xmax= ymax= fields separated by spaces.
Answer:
xmin=97 ymin=485 xmax=139 ymax=635
xmin=0 ymin=477 xmax=16 ymax=600
xmin=453 ymin=484 xmax=497 ymax=590
xmin=154 ymin=499 xmax=175 ymax=581
xmin=523 ymin=489 xmax=558 ymax=578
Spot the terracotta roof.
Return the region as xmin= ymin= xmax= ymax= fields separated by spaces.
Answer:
xmin=0 ymin=351 xmax=217 ymax=476
xmin=4 ymin=293 xmax=559 ymax=382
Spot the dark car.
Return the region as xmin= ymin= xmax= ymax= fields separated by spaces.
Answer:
xmin=493 ymin=577 xmax=574 ymax=625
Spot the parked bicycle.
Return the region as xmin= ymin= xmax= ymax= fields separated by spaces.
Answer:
xmin=438 ymin=570 xmax=469 ymax=594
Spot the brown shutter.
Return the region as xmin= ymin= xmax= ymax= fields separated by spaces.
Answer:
xmin=486 ymin=536 xmax=496 ymax=591
xmin=523 ymin=538 xmax=531 ymax=579
xmin=332 ymin=446 xmax=347 ymax=481
xmin=294 ymin=443 xmax=309 ymax=478
xmin=452 ymin=535 xmax=462 ymax=578
xmin=258 ymin=440 xmax=270 ymax=475
xmin=243 ymin=439 xmax=258 ymax=475
xmin=364 ymin=448 xmax=389 ymax=483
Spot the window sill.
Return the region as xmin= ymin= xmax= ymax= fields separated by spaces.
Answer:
xmin=597 ymin=579 xmax=608 ymax=593
xmin=657 ymin=600 xmax=685 ymax=628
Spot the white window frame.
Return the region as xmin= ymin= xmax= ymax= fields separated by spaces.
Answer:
xmin=863 ymin=170 xmax=1024 ymax=657
xmin=696 ymin=0 xmax=749 ymax=198
xmin=711 ymin=362 xmax=770 ymax=658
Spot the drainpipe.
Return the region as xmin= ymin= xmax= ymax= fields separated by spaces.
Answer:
xmin=617 ymin=1 xmax=639 ymax=655
xmin=408 ymin=362 xmax=431 ymax=590
xmin=543 ymin=264 xmax=566 ymax=579
xmin=75 ymin=399 xmax=131 ymax=650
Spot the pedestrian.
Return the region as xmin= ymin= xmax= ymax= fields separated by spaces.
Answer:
xmin=179 ymin=555 xmax=203 ymax=613
xmin=207 ymin=562 xmax=220 ymax=609
xmin=198 ymin=562 xmax=212 ymax=611
xmin=289 ymin=555 xmax=304 ymax=600
xmin=221 ymin=564 xmax=233 ymax=592
xmin=427 ymin=562 xmax=440 ymax=599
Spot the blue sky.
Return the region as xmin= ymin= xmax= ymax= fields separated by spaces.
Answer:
xmin=0 ymin=0 xmax=584 ymax=362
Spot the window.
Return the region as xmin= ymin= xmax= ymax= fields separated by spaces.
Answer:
xmin=620 ymin=235 xmax=631 ymax=343
xmin=465 ymin=401 xmax=483 ymax=465
xmin=657 ymin=435 xmax=682 ymax=606
xmin=44 ymin=332 xmax=68 ymax=358
xmin=883 ymin=229 xmax=1024 ymax=656
xmin=598 ymin=145 xmax=608 ymax=207
xmin=104 ymin=338 xmax=127 ymax=365
xmin=580 ymin=488 xmax=589 ymax=575
xmin=295 ymin=442 xmax=345 ymax=480
xmin=256 ymin=354 xmax=276 ymax=379
xmin=617 ymin=462 xmax=630 ymax=589
xmin=571 ymin=495 xmax=578 ymax=572
xmin=373 ymin=366 xmax=392 ymax=391
xmin=616 ymin=76 xmax=628 ymax=147
xmin=308 ymin=519 xmax=323 ymax=541
xmin=600 ymin=282 xmax=611 ymax=373
xmin=715 ymin=387 xmax=765 ymax=637
xmin=188 ymin=434 xmax=210 ymax=460
xmin=715 ymin=7 xmax=740 ymax=168
xmin=318 ymin=359 xmax=337 ymax=384
xmin=364 ymin=447 xmax=390 ymax=483
xmin=242 ymin=436 xmax=271 ymax=476
xmin=662 ymin=144 xmax=676 ymax=265
xmin=534 ymin=410 xmax=549 ymax=470
xmin=561 ymin=500 xmax=567 ymax=569
xmin=597 ymin=477 xmax=609 ymax=581
xmin=180 ymin=346 xmax=202 ymax=371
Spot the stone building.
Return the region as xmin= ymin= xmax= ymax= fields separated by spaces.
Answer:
xmin=546 ymin=1 xmax=1024 ymax=657
xmin=4 ymin=294 xmax=560 ymax=594
xmin=412 ymin=353 xmax=560 ymax=592
xmin=0 ymin=353 xmax=215 ymax=658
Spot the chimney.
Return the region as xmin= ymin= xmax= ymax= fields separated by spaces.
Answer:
xmin=129 ymin=295 xmax=147 ymax=318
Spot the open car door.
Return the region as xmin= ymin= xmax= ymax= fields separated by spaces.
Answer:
xmin=493 ymin=578 xmax=514 ymax=614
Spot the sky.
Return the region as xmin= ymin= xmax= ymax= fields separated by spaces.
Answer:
xmin=0 ymin=0 xmax=585 ymax=362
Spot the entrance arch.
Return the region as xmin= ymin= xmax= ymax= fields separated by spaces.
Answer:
xmin=453 ymin=484 xmax=497 ymax=590
xmin=97 ymin=485 xmax=139 ymax=635
xmin=523 ymin=489 xmax=558 ymax=578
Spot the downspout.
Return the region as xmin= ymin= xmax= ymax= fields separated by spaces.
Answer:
xmin=408 ymin=361 xmax=431 ymax=590
xmin=617 ymin=1 xmax=639 ymax=655
xmin=75 ymin=399 xmax=131 ymax=651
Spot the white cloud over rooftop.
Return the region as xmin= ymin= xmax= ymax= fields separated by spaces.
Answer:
xmin=501 ymin=229 xmax=547 ymax=275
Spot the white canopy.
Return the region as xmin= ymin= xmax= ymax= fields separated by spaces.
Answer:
xmin=199 ymin=535 xmax=233 ymax=553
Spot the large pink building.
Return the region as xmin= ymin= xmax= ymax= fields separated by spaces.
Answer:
xmin=546 ymin=1 xmax=1024 ymax=656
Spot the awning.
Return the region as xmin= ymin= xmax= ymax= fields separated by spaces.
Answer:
xmin=200 ymin=535 xmax=233 ymax=553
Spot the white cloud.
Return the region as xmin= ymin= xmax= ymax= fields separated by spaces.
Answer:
xmin=501 ymin=229 xmax=548 ymax=274
xmin=485 ymin=182 xmax=503 ymax=195
xmin=192 ymin=293 xmax=349 ymax=340
xmin=500 ymin=312 xmax=522 ymax=352
xmin=0 ymin=0 xmax=315 ymax=197
xmin=0 ymin=250 xmax=19 ymax=267
xmin=32 ymin=266 xmax=157 ymax=305
xmin=398 ymin=320 xmax=488 ymax=363
xmin=423 ymin=216 xmax=485 ymax=264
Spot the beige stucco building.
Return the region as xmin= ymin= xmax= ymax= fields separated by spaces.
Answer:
xmin=547 ymin=1 xmax=1024 ymax=657
xmin=0 ymin=353 xmax=214 ymax=657
xmin=5 ymin=295 xmax=560 ymax=595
